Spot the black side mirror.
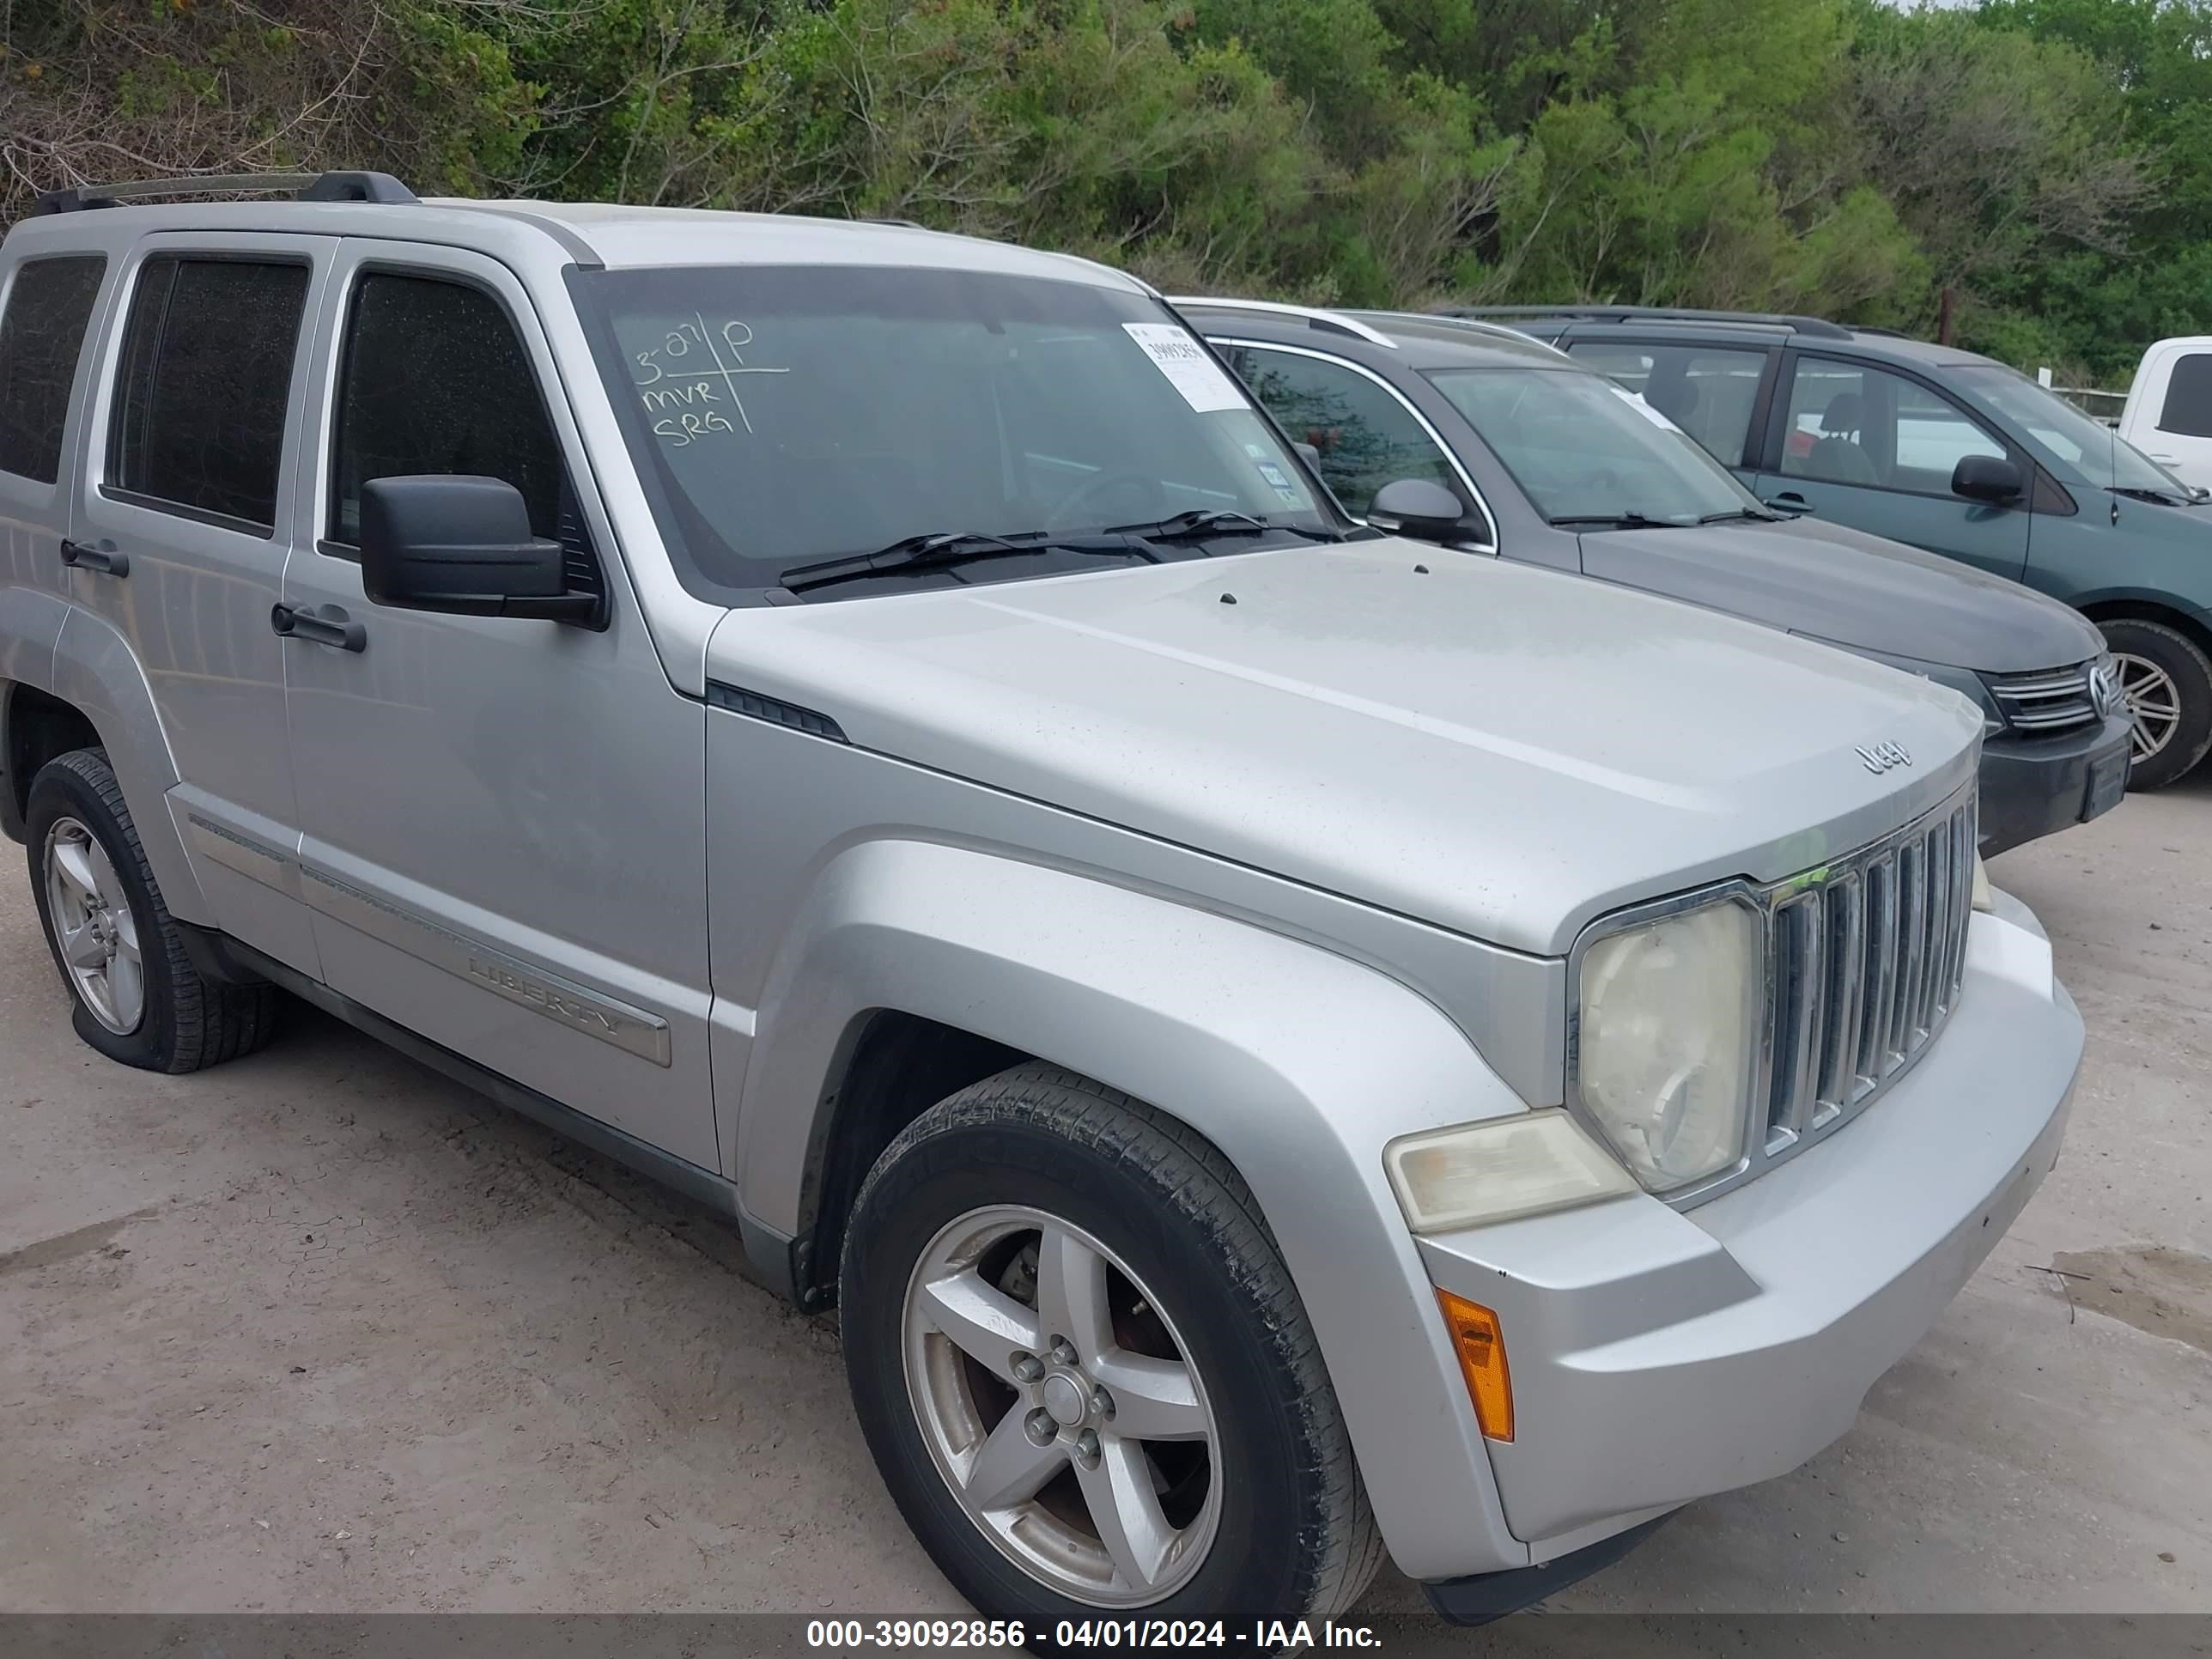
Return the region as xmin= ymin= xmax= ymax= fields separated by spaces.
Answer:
xmin=360 ymin=476 xmax=599 ymax=623
xmin=1292 ymin=441 xmax=1323 ymax=470
xmin=1368 ymin=477 xmax=1477 ymax=544
xmin=1951 ymin=454 xmax=2024 ymax=505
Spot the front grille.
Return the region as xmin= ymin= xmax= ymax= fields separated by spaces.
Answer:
xmin=1761 ymin=787 xmax=1978 ymax=1155
xmin=1989 ymin=662 xmax=2097 ymax=735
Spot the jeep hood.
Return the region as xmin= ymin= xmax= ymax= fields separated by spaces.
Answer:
xmin=706 ymin=542 xmax=1981 ymax=956
xmin=1578 ymin=518 xmax=2104 ymax=676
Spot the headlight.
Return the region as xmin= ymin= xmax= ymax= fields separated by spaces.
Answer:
xmin=1572 ymin=896 xmax=1762 ymax=1193
xmin=1384 ymin=1109 xmax=1638 ymax=1233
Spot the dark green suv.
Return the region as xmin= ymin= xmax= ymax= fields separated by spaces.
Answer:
xmin=1462 ymin=307 xmax=2212 ymax=789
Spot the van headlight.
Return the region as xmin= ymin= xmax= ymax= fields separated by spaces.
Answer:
xmin=1571 ymin=896 xmax=1763 ymax=1193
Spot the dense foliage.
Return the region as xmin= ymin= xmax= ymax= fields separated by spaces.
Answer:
xmin=0 ymin=0 xmax=2198 ymax=381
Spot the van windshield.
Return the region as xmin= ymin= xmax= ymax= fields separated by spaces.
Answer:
xmin=1425 ymin=366 xmax=1766 ymax=526
xmin=574 ymin=265 xmax=1328 ymax=597
xmin=1952 ymin=364 xmax=2193 ymax=501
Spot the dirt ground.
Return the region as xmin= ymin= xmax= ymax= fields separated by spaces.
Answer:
xmin=2 ymin=774 xmax=2207 ymax=1626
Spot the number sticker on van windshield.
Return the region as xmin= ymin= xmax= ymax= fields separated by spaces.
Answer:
xmin=1122 ymin=324 xmax=1249 ymax=413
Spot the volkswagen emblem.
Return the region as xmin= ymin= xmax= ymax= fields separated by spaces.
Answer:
xmin=2087 ymin=659 xmax=2122 ymax=720
xmin=1856 ymin=739 xmax=1912 ymax=775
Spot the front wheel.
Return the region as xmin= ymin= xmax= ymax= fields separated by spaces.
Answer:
xmin=840 ymin=1064 xmax=1382 ymax=1629
xmin=2100 ymin=617 xmax=2212 ymax=789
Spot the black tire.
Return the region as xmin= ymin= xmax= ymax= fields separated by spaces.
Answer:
xmin=25 ymin=749 xmax=280 ymax=1072
xmin=2099 ymin=617 xmax=2212 ymax=790
xmin=840 ymin=1063 xmax=1383 ymax=1635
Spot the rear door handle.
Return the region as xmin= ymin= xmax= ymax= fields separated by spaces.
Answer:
xmin=270 ymin=602 xmax=367 ymax=653
xmin=59 ymin=539 xmax=129 ymax=577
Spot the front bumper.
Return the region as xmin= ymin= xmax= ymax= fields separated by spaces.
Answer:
xmin=1416 ymin=891 xmax=2081 ymax=1567
xmin=1978 ymin=712 xmax=2132 ymax=856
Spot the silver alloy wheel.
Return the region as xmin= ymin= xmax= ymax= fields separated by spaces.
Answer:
xmin=42 ymin=817 xmax=146 ymax=1035
xmin=2114 ymin=650 xmax=2182 ymax=763
xmin=902 ymin=1205 xmax=1223 ymax=1607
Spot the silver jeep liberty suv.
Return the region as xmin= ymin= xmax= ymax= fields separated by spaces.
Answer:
xmin=0 ymin=172 xmax=2082 ymax=1629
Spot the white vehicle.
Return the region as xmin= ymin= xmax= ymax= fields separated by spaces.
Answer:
xmin=2118 ymin=337 xmax=2212 ymax=494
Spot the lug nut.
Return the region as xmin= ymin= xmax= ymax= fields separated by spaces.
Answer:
xmin=1024 ymin=1408 xmax=1056 ymax=1445
xmin=1091 ymin=1385 xmax=1115 ymax=1419
xmin=1074 ymin=1429 xmax=1101 ymax=1467
xmin=1012 ymin=1353 xmax=1044 ymax=1383
xmin=1049 ymin=1339 xmax=1078 ymax=1367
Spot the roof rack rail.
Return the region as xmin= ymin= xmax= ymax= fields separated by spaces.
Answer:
xmin=1354 ymin=310 xmax=1575 ymax=358
xmin=32 ymin=170 xmax=416 ymax=216
xmin=1167 ymin=296 xmax=1398 ymax=349
xmin=1438 ymin=304 xmax=1855 ymax=341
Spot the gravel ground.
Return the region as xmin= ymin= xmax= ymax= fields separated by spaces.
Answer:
xmin=1 ymin=774 xmax=2206 ymax=1629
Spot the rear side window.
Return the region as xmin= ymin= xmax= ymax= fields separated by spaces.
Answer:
xmin=329 ymin=272 xmax=568 ymax=547
xmin=2156 ymin=353 xmax=2212 ymax=440
xmin=0 ymin=255 xmax=107 ymax=484
xmin=108 ymin=256 xmax=309 ymax=532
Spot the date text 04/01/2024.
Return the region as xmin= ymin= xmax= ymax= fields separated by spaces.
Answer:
xmin=804 ymin=1620 xmax=1385 ymax=1650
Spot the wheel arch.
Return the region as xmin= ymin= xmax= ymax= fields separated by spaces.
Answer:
xmin=19 ymin=605 xmax=208 ymax=919
xmin=731 ymin=836 xmax=1533 ymax=1581
xmin=2075 ymin=594 xmax=2212 ymax=661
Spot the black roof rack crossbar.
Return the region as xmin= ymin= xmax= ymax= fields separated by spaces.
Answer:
xmin=1438 ymin=304 xmax=1854 ymax=340
xmin=32 ymin=169 xmax=416 ymax=216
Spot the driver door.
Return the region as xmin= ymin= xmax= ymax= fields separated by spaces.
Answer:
xmin=1754 ymin=352 xmax=2031 ymax=582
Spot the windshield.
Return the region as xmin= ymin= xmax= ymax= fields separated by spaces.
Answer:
xmin=1425 ymin=367 xmax=1765 ymax=525
xmin=1951 ymin=364 xmax=2192 ymax=498
xmin=574 ymin=266 xmax=1328 ymax=596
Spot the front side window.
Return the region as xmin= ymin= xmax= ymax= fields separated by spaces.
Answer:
xmin=1949 ymin=362 xmax=2189 ymax=499
xmin=0 ymin=255 xmax=107 ymax=484
xmin=575 ymin=265 xmax=1326 ymax=599
xmin=330 ymin=272 xmax=569 ymax=547
xmin=1778 ymin=358 xmax=2005 ymax=495
xmin=1426 ymin=366 xmax=1760 ymax=526
xmin=107 ymin=255 xmax=308 ymax=531
xmin=2156 ymin=353 xmax=2212 ymax=441
xmin=1222 ymin=344 xmax=1458 ymax=519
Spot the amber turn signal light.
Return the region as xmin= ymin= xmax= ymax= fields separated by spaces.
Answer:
xmin=1436 ymin=1289 xmax=1514 ymax=1442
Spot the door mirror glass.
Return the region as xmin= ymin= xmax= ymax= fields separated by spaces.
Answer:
xmin=1951 ymin=453 xmax=2024 ymax=504
xmin=361 ymin=475 xmax=598 ymax=623
xmin=1368 ymin=477 xmax=1472 ymax=542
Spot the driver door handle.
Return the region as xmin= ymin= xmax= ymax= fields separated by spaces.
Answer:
xmin=60 ymin=539 xmax=130 ymax=577
xmin=1764 ymin=491 xmax=1810 ymax=514
xmin=271 ymin=602 xmax=367 ymax=653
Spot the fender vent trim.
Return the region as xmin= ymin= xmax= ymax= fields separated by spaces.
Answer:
xmin=704 ymin=682 xmax=849 ymax=743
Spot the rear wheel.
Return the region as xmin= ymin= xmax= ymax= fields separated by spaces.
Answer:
xmin=840 ymin=1064 xmax=1382 ymax=1631
xmin=25 ymin=749 xmax=280 ymax=1072
xmin=2100 ymin=617 xmax=2212 ymax=789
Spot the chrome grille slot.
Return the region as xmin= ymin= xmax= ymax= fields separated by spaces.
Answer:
xmin=1757 ymin=785 xmax=1978 ymax=1177
xmin=1989 ymin=663 xmax=2097 ymax=735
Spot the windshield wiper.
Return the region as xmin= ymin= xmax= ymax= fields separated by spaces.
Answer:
xmin=1697 ymin=507 xmax=1791 ymax=525
xmin=1105 ymin=507 xmax=1344 ymax=544
xmin=2110 ymin=485 xmax=2198 ymax=509
xmin=779 ymin=531 xmax=1155 ymax=593
xmin=1547 ymin=512 xmax=1684 ymax=530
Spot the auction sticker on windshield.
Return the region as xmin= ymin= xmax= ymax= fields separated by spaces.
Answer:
xmin=1611 ymin=383 xmax=1684 ymax=431
xmin=1123 ymin=323 xmax=1248 ymax=413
